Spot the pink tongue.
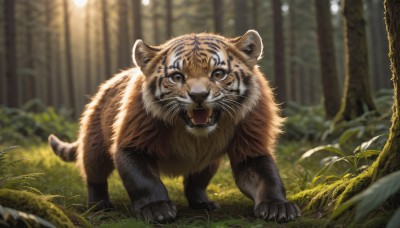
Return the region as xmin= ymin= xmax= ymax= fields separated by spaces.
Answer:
xmin=192 ymin=109 xmax=208 ymax=125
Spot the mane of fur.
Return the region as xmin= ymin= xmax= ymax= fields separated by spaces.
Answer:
xmin=112 ymin=71 xmax=172 ymax=158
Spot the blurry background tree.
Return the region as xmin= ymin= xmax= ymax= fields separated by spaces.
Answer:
xmin=315 ymin=0 xmax=341 ymax=119
xmin=0 ymin=0 xmax=392 ymax=118
xmin=335 ymin=0 xmax=377 ymax=122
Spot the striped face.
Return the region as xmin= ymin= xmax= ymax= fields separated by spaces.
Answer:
xmin=134 ymin=30 xmax=264 ymax=136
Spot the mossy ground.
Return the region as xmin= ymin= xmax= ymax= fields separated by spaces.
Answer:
xmin=3 ymin=142 xmax=327 ymax=227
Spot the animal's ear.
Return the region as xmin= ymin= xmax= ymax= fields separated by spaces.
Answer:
xmin=231 ymin=30 xmax=263 ymax=66
xmin=132 ymin=40 xmax=160 ymax=69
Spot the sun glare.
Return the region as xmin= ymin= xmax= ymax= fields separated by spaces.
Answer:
xmin=73 ymin=0 xmax=88 ymax=7
xmin=142 ymin=0 xmax=150 ymax=6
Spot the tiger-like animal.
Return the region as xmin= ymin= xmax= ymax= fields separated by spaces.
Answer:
xmin=49 ymin=30 xmax=300 ymax=223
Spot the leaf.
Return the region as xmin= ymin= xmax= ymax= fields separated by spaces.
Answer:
xmin=355 ymin=150 xmax=381 ymax=159
xmin=338 ymin=127 xmax=363 ymax=147
xmin=354 ymin=170 xmax=400 ymax=221
xmin=0 ymin=205 xmax=55 ymax=228
xmin=354 ymin=135 xmax=385 ymax=154
xmin=387 ymin=207 xmax=400 ymax=228
xmin=299 ymin=144 xmax=345 ymax=161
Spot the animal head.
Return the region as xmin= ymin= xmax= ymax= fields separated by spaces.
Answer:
xmin=133 ymin=30 xmax=264 ymax=136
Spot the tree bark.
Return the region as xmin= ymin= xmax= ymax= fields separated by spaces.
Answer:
xmin=54 ymin=33 xmax=63 ymax=107
xmin=63 ymin=0 xmax=75 ymax=110
xmin=372 ymin=0 xmax=400 ymax=182
xmin=45 ymin=0 xmax=53 ymax=106
xmin=151 ymin=0 xmax=160 ymax=44
xmin=132 ymin=0 xmax=143 ymax=40
xmin=234 ymin=0 xmax=248 ymax=36
xmin=85 ymin=0 xmax=92 ymax=93
xmin=334 ymin=0 xmax=376 ymax=122
xmin=288 ymin=0 xmax=297 ymax=102
xmin=272 ymin=0 xmax=287 ymax=108
xmin=4 ymin=0 xmax=18 ymax=107
xmin=24 ymin=0 xmax=36 ymax=104
xmin=166 ymin=0 xmax=173 ymax=38
xmin=315 ymin=0 xmax=341 ymax=119
xmin=213 ymin=0 xmax=223 ymax=34
xmin=118 ymin=0 xmax=130 ymax=70
xmin=101 ymin=0 xmax=111 ymax=77
xmin=252 ymin=0 xmax=259 ymax=30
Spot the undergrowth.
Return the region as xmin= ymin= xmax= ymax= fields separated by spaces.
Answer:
xmin=0 ymin=90 xmax=395 ymax=227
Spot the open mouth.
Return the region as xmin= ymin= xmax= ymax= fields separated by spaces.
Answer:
xmin=181 ymin=107 xmax=221 ymax=128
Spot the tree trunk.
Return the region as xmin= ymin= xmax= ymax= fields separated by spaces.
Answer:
xmin=95 ymin=0 xmax=104 ymax=84
xmin=372 ymin=0 xmax=400 ymax=182
xmin=132 ymin=0 xmax=143 ymax=40
xmin=292 ymin=0 xmax=400 ymax=215
xmin=63 ymin=0 xmax=75 ymax=110
xmin=315 ymin=0 xmax=341 ymax=119
xmin=24 ymin=0 xmax=36 ymax=104
xmin=252 ymin=0 xmax=259 ymax=30
xmin=213 ymin=0 xmax=223 ymax=34
xmin=272 ymin=0 xmax=287 ymax=108
xmin=288 ymin=0 xmax=297 ymax=102
xmin=85 ymin=0 xmax=92 ymax=93
xmin=4 ymin=0 xmax=18 ymax=107
xmin=101 ymin=0 xmax=111 ymax=77
xmin=166 ymin=0 xmax=173 ymax=38
xmin=45 ymin=0 xmax=53 ymax=106
xmin=366 ymin=0 xmax=382 ymax=90
xmin=151 ymin=0 xmax=160 ymax=44
xmin=378 ymin=0 xmax=392 ymax=89
xmin=334 ymin=0 xmax=376 ymax=122
xmin=54 ymin=33 xmax=63 ymax=107
xmin=117 ymin=0 xmax=130 ymax=70
xmin=234 ymin=0 xmax=248 ymax=35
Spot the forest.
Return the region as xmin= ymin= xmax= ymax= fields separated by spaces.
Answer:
xmin=0 ymin=0 xmax=399 ymax=227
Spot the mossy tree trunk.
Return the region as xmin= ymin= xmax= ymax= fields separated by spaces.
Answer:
xmin=315 ymin=0 xmax=341 ymax=119
xmin=292 ymin=0 xmax=400 ymax=215
xmin=334 ymin=0 xmax=376 ymax=122
xmin=371 ymin=0 xmax=400 ymax=182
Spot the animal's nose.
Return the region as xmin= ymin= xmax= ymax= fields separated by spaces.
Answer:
xmin=189 ymin=91 xmax=210 ymax=104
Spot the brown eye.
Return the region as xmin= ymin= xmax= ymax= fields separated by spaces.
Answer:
xmin=211 ymin=69 xmax=227 ymax=81
xmin=169 ymin=73 xmax=184 ymax=84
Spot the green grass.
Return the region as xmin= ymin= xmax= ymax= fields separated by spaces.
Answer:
xmin=4 ymin=143 xmax=324 ymax=227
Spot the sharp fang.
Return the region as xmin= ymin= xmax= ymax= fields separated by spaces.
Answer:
xmin=208 ymin=108 xmax=213 ymax=117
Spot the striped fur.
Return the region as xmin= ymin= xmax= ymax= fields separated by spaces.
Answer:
xmin=48 ymin=30 xmax=286 ymax=211
xmin=48 ymin=134 xmax=78 ymax=162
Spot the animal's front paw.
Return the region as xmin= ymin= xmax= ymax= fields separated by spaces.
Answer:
xmin=136 ymin=201 xmax=177 ymax=223
xmin=189 ymin=200 xmax=219 ymax=211
xmin=254 ymin=201 xmax=301 ymax=223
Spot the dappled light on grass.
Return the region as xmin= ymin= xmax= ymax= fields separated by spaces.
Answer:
xmin=4 ymin=145 xmax=301 ymax=227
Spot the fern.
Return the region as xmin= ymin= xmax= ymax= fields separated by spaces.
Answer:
xmin=0 ymin=146 xmax=20 ymax=175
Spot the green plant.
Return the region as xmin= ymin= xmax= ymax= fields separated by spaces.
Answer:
xmin=0 ymin=205 xmax=56 ymax=228
xmin=330 ymin=170 xmax=400 ymax=228
xmin=297 ymin=134 xmax=387 ymax=186
xmin=0 ymin=104 xmax=77 ymax=145
xmin=0 ymin=146 xmax=79 ymax=227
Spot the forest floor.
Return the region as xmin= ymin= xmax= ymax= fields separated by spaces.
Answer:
xmin=1 ymin=90 xmax=394 ymax=227
xmin=5 ymin=142 xmax=326 ymax=227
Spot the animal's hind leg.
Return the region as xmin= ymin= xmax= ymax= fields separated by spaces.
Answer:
xmin=184 ymin=161 xmax=219 ymax=211
xmin=79 ymin=138 xmax=115 ymax=211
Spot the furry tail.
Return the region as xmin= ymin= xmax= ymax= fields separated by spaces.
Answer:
xmin=48 ymin=134 xmax=78 ymax=162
